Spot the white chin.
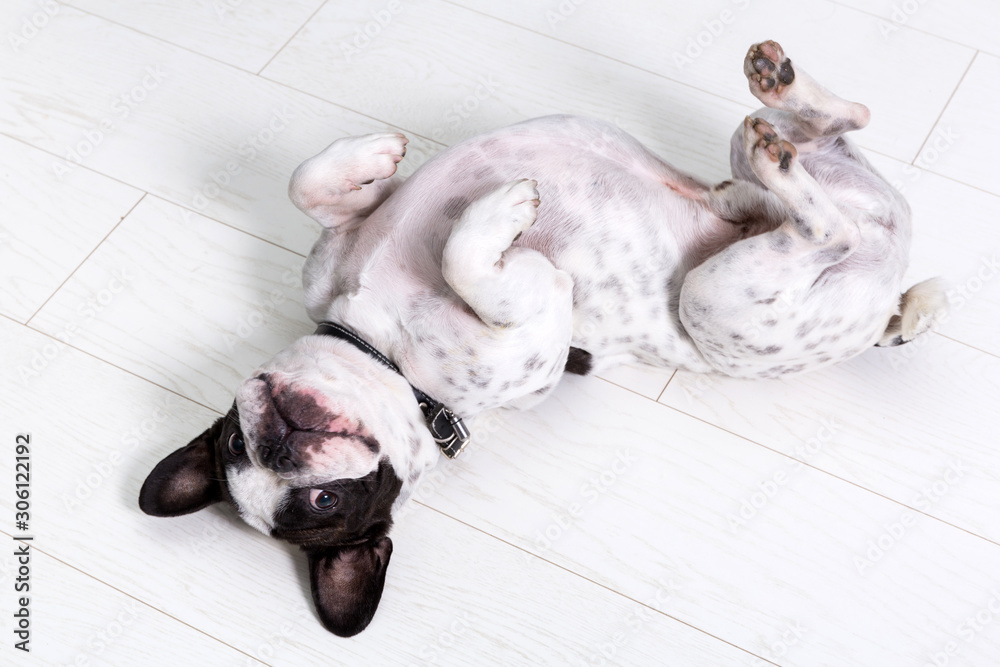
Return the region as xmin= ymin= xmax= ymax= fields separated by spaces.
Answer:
xmin=238 ymin=510 xmax=273 ymax=535
xmin=227 ymin=466 xmax=287 ymax=534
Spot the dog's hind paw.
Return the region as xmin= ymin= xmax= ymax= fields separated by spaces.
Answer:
xmin=744 ymin=117 xmax=798 ymax=174
xmin=745 ymin=40 xmax=795 ymax=104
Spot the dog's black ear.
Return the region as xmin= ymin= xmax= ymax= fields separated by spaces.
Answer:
xmin=139 ymin=417 xmax=225 ymax=517
xmin=307 ymin=537 xmax=393 ymax=637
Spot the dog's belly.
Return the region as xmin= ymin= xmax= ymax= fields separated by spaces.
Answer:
xmin=531 ymin=195 xmax=714 ymax=374
xmin=305 ymin=116 xmax=739 ymax=415
xmin=393 ymin=116 xmax=731 ymax=373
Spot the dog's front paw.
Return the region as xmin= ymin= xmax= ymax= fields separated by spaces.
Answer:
xmin=743 ymin=117 xmax=798 ymax=175
xmin=499 ymin=178 xmax=540 ymax=237
xmin=340 ymin=132 xmax=408 ymax=191
xmin=290 ymin=132 xmax=409 ymax=206
xmin=745 ymin=40 xmax=795 ymax=103
xmin=464 ymin=178 xmax=540 ymax=244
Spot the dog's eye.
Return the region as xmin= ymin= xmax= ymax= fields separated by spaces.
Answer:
xmin=309 ymin=489 xmax=339 ymax=511
xmin=228 ymin=433 xmax=246 ymax=456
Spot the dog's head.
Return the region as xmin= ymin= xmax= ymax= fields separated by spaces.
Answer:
xmin=139 ymin=335 xmax=439 ymax=636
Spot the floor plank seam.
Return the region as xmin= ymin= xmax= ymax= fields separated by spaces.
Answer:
xmin=0 ymin=130 xmax=316 ymax=260
xmin=0 ymin=528 xmax=271 ymax=666
xmin=50 ymin=0 xmax=993 ymax=191
xmin=255 ymin=0 xmax=330 ymax=76
xmin=54 ymin=2 xmax=449 ymax=150
xmin=825 ymin=0 xmax=998 ymax=58
xmin=655 ymin=400 xmax=1000 ymax=548
xmin=57 ymin=0 xmax=262 ymax=75
xmin=143 ymin=193 xmax=311 ymax=259
xmin=934 ymin=331 xmax=999 ymax=360
xmin=24 ymin=193 xmax=146 ymax=326
xmin=412 ymin=501 xmax=783 ymax=667
xmin=657 ymin=368 xmax=679 ymax=402
xmin=906 ymin=160 xmax=1000 ymax=200
xmin=594 ymin=373 xmax=670 ymax=403
xmin=910 ymin=51 xmax=979 ymax=165
xmin=4 ymin=312 xmax=222 ymax=415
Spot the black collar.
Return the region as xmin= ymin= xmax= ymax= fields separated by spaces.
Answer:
xmin=313 ymin=322 xmax=470 ymax=459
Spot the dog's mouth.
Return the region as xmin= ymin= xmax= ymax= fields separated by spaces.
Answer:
xmin=237 ymin=373 xmax=380 ymax=478
xmin=271 ymin=524 xmax=388 ymax=549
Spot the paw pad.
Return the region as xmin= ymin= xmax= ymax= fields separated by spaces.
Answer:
xmin=745 ymin=40 xmax=795 ymax=96
xmin=745 ymin=118 xmax=798 ymax=172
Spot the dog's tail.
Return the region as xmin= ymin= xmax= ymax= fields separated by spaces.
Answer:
xmin=875 ymin=278 xmax=949 ymax=347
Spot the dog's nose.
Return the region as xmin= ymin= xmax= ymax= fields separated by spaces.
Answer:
xmin=259 ymin=443 xmax=297 ymax=473
xmin=273 ymin=454 xmax=296 ymax=473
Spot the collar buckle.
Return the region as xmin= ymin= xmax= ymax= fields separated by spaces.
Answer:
xmin=421 ymin=403 xmax=471 ymax=459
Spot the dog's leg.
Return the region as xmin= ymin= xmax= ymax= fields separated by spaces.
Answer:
xmin=289 ymin=133 xmax=408 ymax=230
xmin=743 ymin=40 xmax=870 ymax=147
xmin=741 ymin=117 xmax=860 ymax=250
xmin=680 ymin=119 xmax=870 ymax=376
xmin=442 ymin=179 xmax=573 ymax=328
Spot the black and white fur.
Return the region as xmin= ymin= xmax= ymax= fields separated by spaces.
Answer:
xmin=139 ymin=41 xmax=946 ymax=637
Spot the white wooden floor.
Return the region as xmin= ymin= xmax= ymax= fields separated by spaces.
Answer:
xmin=1 ymin=0 xmax=998 ymax=665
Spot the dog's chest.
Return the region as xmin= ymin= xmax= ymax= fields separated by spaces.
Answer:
xmin=318 ymin=244 xmax=574 ymax=415
xmin=402 ymin=324 xmax=570 ymax=414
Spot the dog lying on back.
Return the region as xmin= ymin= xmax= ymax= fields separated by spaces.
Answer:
xmin=139 ymin=41 xmax=946 ymax=636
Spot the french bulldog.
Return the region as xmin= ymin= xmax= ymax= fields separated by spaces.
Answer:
xmin=139 ymin=40 xmax=946 ymax=636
